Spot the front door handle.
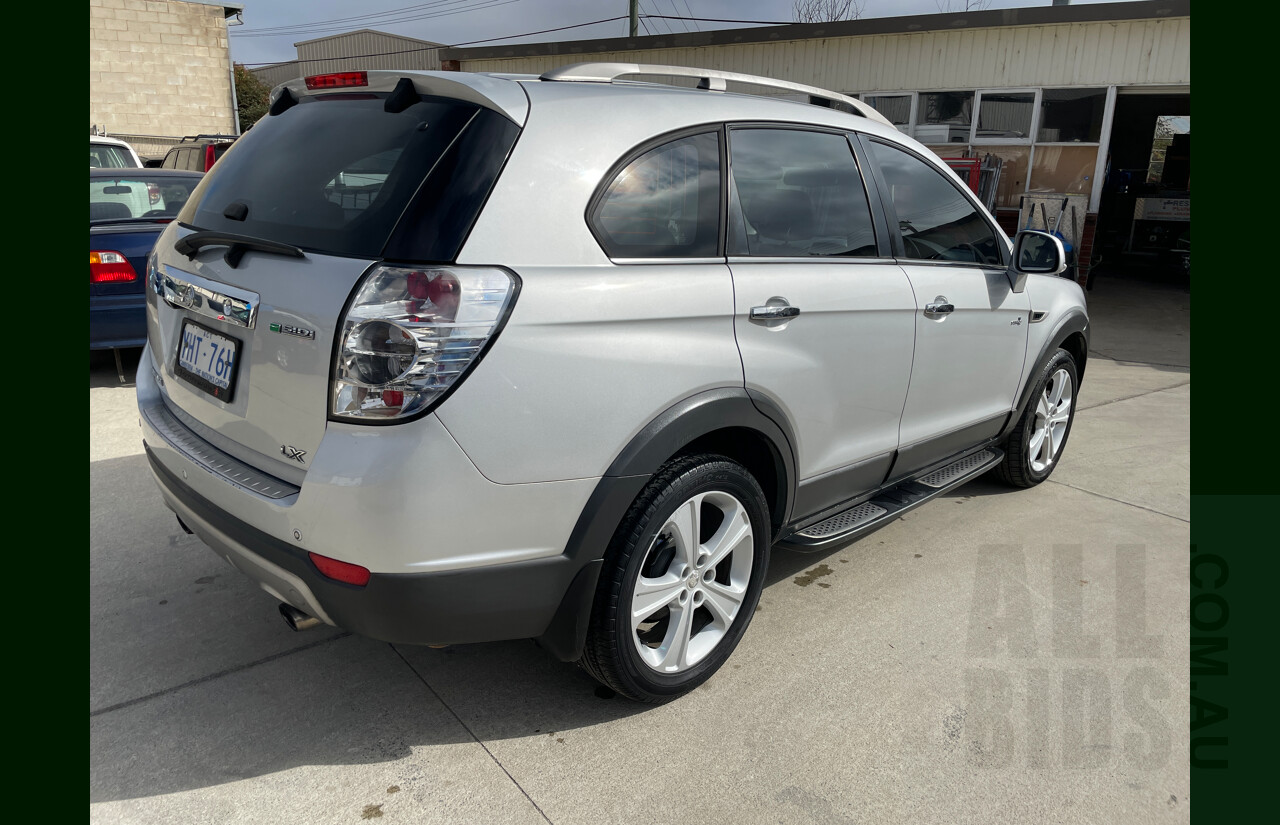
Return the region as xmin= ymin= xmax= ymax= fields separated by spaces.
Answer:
xmin=750 ymin=305 xmax=801 ymax=320
xmin=923 ymin=296 xmax=955 ymax=317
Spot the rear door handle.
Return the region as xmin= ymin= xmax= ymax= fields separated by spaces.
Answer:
xmin=923 ymin=297 xmax=954 ymax=317
xmin=750 ymin=305 xmax=801 ymax=320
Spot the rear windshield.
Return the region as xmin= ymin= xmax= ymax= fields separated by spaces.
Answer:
xmin=177 ymin=94 xmax=519 ymax=260
xmin=90 ymin=174 xmax=202 ymax=222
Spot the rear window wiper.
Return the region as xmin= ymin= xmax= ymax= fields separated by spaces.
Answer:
xmin=91 ymin=217 xmax=174 ymax=227
xmin=174 ymin=230 xmax=306 ymax=269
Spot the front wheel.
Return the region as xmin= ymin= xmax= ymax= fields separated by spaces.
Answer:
xmin=995 ymin=348 xmax=1079 ymax=487
xmin=579 ymin=454 xmax=770 ymax=702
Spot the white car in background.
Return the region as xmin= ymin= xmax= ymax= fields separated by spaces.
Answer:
xmin=90 ymin=135 xmax=143 ymax=169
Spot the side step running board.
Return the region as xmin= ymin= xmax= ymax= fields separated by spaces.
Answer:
xmin=783 ymin=448 xmax=1002 ymax=550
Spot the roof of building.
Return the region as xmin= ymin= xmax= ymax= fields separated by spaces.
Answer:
xmin=294 ymin=28 xmax=445 ymax=49
xmin=441 ymin=0 xmax=1189 ymax=62
xmin=176 ymin=0 xmax=243 ymax=18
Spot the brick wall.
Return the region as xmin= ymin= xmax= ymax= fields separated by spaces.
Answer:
xmin=90 ymin=0 xmax=235 ymax=141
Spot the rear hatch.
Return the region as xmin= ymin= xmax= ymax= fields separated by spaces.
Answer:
xmin=146 ymin=71 xmax=523 ymax=481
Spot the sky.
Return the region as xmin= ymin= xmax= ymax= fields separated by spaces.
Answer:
xmin=227 ymin=0 xmax=1144 ymax=67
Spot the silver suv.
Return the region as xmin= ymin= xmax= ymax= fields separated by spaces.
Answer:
xmin=138 ymin=63 xmax=1086 ymax=702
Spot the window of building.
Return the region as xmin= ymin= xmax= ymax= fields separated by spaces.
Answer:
xmin=1038 ymin=88 xmax=1106 ymax=143
xmin=861 ymin=94 xmax=914 ymax=135
xmin=915 ymin=91 xmax=974 ymax=145
xmin=1147 ymin=115 xmax=1190 ymax=185
xmin=975 ymin=91 xmax=1036 ymax=142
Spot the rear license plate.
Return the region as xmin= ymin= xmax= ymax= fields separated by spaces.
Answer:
xmin=175 ymin=320 xmax=241 ymax=402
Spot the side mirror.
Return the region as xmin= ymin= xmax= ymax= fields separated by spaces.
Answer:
xmin=1008 ymin=230 xmax=1066 ymax=293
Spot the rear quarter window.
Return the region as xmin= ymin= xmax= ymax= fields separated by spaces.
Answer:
xmin=589 ymin=132 xmax=721 ymax=259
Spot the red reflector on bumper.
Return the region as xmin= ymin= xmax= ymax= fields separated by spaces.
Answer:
xmin=309 ymin=552 xmax=371 ymax=587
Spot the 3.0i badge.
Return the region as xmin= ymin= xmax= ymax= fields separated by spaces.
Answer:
xmin=270 ymin=322 xmax=315 ymax=340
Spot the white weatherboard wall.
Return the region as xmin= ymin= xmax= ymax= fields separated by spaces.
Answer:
xmin=455 ymin=18 xmax=1190 ymax=92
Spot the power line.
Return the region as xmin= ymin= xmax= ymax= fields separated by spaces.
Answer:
xmin=234 ymin=0 xmax=527 ymax=39
xmin=639 ymin=1 xmax=668 ymax=35
xmin=677 ymin=0 xmax=700 ymax=32
xmin=237 ymin=15 xmax=632 ymax=66
xmin=662 ymin=0 xmax=692 ymax=34
xmin=237 ymin=0 xmax=500 ymax=35
xmin=234 ymin=12 xmax=793 ymax=67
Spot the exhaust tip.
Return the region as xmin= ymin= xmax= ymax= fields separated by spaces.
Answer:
xmin=279 ymin=602 xmax=322 ymax=632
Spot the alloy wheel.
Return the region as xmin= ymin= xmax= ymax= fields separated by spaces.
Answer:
xmin=1029 ymin=367 xmax=1073 ymax=473
xmin=629 ymin=491 xmax=754 ymax=674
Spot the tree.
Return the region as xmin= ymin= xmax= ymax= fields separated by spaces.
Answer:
xmin=935 ymin=1 xmax=992 ymax=11
xmin=793 ymin=0 xmax=866 ymax=23
xmin=233 ymin=64 xmax=271 ymax=133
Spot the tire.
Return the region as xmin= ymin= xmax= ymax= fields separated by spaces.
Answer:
xmin=995 ymin=348 xmax=1079 ymax=488
xmin=579 ymin=454 xmax=770 ymax=703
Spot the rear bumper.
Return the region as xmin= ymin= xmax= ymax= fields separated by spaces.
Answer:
xmin=136 ymin=343 xmax=608 ymax=648
xmin=90 ymin=293 xmax=146 ymax=349
xmin=147 ymin=446 xmax=590 ymax=645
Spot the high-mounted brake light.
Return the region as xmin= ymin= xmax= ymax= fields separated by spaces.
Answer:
xmin=90 ymin=250 xmax=138 ymax=284
xmin=305 ymin=71 xmax=368 ymax=90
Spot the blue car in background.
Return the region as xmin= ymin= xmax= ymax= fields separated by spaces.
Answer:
xmin=91 ymin=169 xmax=203 ymax=350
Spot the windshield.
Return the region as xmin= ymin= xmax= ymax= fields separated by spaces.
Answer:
xmin=90 ymin=143 xmax=135 ymax=169
xmin=90 ymin=174 xmax=203 ymax=223
xmin=177 ymin=94 xmax=519 ymax=261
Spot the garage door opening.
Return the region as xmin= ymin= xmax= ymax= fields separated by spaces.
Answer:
xmin=1091 ymin=92 xmax=1190 ymax=289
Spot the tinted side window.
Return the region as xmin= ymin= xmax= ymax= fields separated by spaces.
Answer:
xmin=729 ymin=129 xmax=877 ymax=257
xmin=591 ymin=132 xmax=720 ymax=258
xmin=161 ymin=150 xmax=177 ymax=169
xmin=867 ymin=140 xmax=1002 ymax=266
xmin=185 ymin=148 xmax=203 ymax=172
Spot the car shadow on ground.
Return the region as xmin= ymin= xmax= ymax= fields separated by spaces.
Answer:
xmin=94 ymin=443 xmax=950 ymax=803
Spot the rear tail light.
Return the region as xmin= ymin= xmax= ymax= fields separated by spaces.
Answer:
xmin=308 ymin=552 xmax=371 ymax=587
xmin=331 ymin=265 xmax=517 ymax=421
xmin=305 ymin=71 xmax=368 ymax=90
xmin=204 ymin=145 xmax=216 ymax=171
xmin=147 ymin=183 xmax=161 ymax=205
xmin=90 ymin=250 xmax=138 ymax=283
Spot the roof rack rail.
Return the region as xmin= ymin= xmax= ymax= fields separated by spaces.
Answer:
xmin=180 ymin=134 xmax=238 ymax=142
xmin=539 ymin=62 xmax=892 ymax=128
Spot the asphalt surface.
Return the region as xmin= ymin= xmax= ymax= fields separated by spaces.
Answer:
xmin=90 ymin=275 xmax=1191 ymax=824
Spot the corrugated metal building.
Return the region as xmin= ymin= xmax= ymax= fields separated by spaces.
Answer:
xmin=251 ymin=29 xmax=443 ymax=87
xmin=250 ymin=60 xmax=301 ymax=89
xmin=441 ymin=0 xmax=1191 ymax=281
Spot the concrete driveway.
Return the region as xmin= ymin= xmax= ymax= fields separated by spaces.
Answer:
xmin=90 ymin=276 xmax=1190 ymax=824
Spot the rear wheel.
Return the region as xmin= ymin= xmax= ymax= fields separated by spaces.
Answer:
xmin=580 ymin=454 xmax=770 ymax=702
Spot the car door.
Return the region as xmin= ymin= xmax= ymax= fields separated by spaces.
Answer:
xmin=728 ymin=126 xmax=917 ymax=517
xmin=859 ymin=137 xmax=1030 ymax=478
